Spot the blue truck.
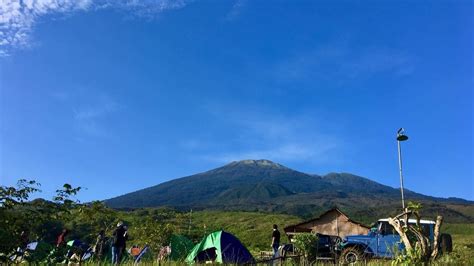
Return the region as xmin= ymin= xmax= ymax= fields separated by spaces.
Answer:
xmin=338 ymin=218 xmax=452 ymax=264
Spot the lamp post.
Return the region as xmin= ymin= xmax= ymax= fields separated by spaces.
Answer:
xmin=396 ymin=128 xmax=409 ymax=210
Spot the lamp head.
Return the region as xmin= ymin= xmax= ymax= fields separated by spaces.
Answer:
xmin=397 ymin=128 xmax=409 ymax=141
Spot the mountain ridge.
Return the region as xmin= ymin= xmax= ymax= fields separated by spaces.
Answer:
xmin=105 ymin=159 xmax=473 ymax=222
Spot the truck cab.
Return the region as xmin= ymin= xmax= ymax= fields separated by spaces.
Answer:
xmin=338 ymin=218 xmax=435 ymax=263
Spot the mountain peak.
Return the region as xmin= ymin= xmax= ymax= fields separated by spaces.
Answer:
xmin=104 ymin=159 xmax=474 ymax=223
xmin=227 ymin=159 xmax=287 ymax=169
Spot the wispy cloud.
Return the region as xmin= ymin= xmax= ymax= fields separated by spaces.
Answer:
xmin=73 ymin=98 xmax=118 ymax=120
xmin=52 ymin=89 xmax=121 ymax=138
xmin=275 ymin=45 xmax=415 ymax=84
xmin=181 ymin=105 xmax=343 ymax=165
xmin=72 ymin=92 xmax=120 ymax=138
xmin=207 ymin=143 xmax=338 ymax=164
xmin=225 ymin=0 xmax=247 ymax=21
xmin=0 ymin=0 xmax=191 ymax=56
xmin=74 ymin=99 xmax=119 ymax=137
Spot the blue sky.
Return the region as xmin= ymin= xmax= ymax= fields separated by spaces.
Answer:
xmin=1 ymin=0 xmax=472 ymax=202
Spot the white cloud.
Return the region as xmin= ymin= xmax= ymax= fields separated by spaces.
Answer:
xmin=0 ymin=0 xmax=191 ymax=56
xmin=182 ymin=106 xmax=343 ymax=165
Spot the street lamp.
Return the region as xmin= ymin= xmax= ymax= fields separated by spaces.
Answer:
xmin=397 ymin=128 xmax=409 ymax=210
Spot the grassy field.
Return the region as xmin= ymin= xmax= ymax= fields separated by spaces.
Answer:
xmin=129 ymin=211 xmax=473 ymax=264
xmin=111 ymin=210 xmax=474 ymax=264
xmin=436 ymin=223 xmax=474 ymax=265
xmin=116 ymin=209 xmax=302 ymax=253
xmin=189 ymin=210 xmax=302 ymax=253
xmin=5 ymin=207 xmax=473 ymax=265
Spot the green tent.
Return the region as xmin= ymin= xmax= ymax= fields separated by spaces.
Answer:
xmin=185 ymin=230 xmax=254 ymax=264
xmin=169 ymin=234 xmax=194 ymax=261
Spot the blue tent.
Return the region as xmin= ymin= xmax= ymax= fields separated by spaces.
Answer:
xmin=186 ymin=230 xmax=254 ymax=264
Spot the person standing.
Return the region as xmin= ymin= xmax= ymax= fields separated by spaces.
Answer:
xmin=56 ymin=229 xmax=69 ymax=247
xmin=271 ymin=224 xmax=280 ymax=258
xmin=49 ymin=229 xmax=69 ymax=264
xmin=19 ymin=230 xmax=29 ymax=250
xmin=112 ymin=222 xmax=128 ymax=265
xmin=93 ymin=230 xmax=106 ymax=261
xmin=12 ymin=230 xmax=30 ymax=262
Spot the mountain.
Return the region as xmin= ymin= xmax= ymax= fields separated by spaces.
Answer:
xmin=105 ymin=159 xmax=474 ymax=223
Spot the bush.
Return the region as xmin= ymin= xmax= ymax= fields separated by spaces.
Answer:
xmin=293 ymin=233 xmax=318 ymax=262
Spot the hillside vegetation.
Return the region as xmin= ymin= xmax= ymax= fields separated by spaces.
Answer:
xmin=106 ymin=160 xmax=474 ymax=223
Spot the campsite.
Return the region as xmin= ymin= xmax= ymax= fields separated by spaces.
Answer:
xmin=1 ymin=179 xmax=473 ymax=265
xmin=2 ymin=0 xmax=473 ymax=265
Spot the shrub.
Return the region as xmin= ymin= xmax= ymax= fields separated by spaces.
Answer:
xmin=293 ymin=233 xmax=318 ymax=263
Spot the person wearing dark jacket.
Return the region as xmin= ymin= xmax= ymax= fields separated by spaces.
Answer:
xmin=11 ymin=230 xmax=30 ymax=262
xmin=112 ymin=222 xmax=128 ymax=265
xmin=271 ymin=224 xmax=280 ymax=258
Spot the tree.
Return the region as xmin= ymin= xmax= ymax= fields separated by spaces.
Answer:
xmin=0 ymin=180 xmax=82 ymax=262
xmin=388 ymin=201 xmax=443 ymax=263
xmin=0 ymin=179 xmax=40 ymax=208
xmin=131 ymin=218 xmax=174 ymax=252
xmin=51 ymin=184 xmax=82 ymax=220
xmin=293 ymin=233 xmax=319 ymax=265
xmin=74 ymin=201 xmax=117 ymax=243
xmin=0 ymin=180 xmax=41 ymax=259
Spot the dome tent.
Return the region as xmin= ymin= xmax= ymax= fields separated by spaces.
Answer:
xmin=185 ymin=230 xmax=254 ymax=264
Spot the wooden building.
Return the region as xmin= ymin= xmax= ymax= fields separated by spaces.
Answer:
xmin=284 ymin=207 xmax=370 ymax=239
